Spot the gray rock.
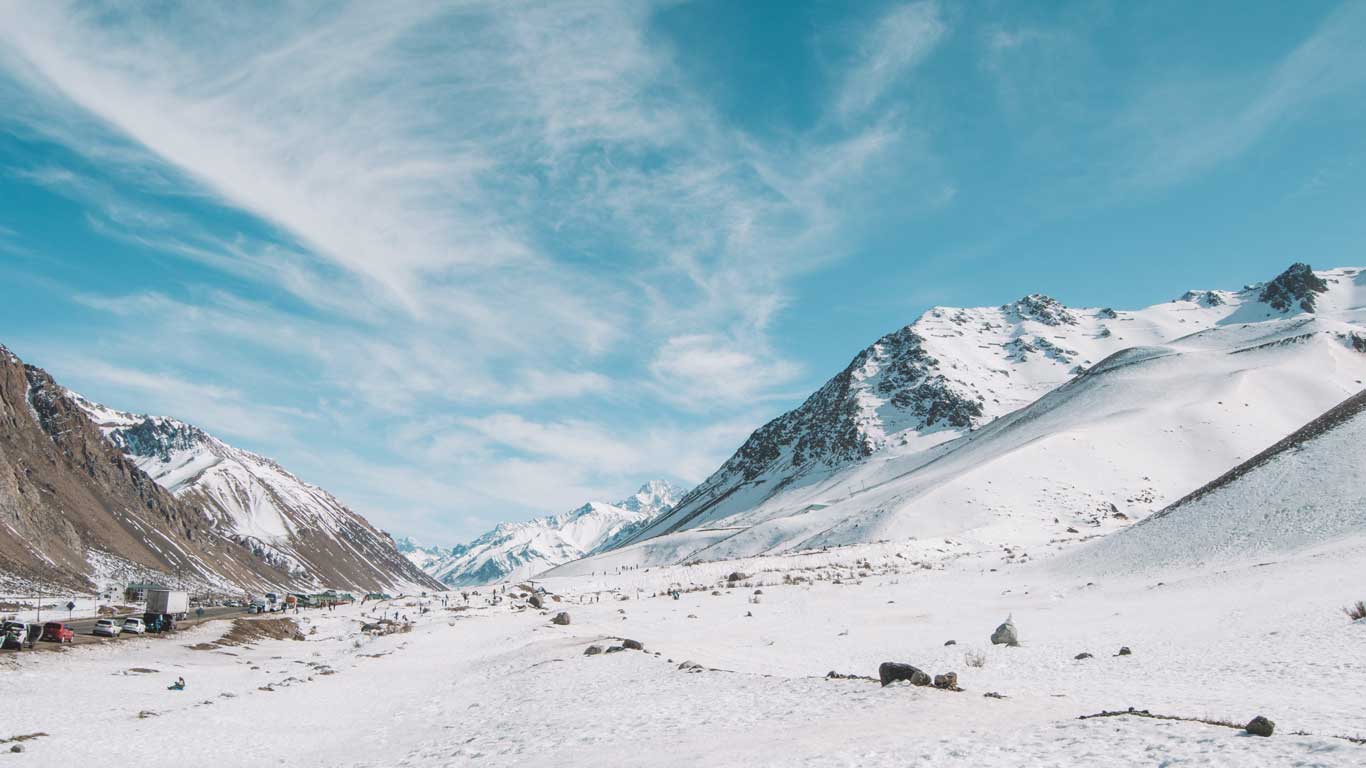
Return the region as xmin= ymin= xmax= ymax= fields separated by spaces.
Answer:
xmin=726 ymin=572 xmax=747 ymax=582
xmin=10 ymin=744 xmax=24 ymax=753
xmin=551 ymin=612 xmax=571 ymax=626
xmin=528 ymin=594 xmax=544 ymax=609
xmin=943 ymin=640 xmax=957 ymax=646
xmin=878 ymin=662 xmax=931 ymax=687
xmin=1117 ymin=646 xmax=1132 ymax=656
xmin=990 ymin=616 xmax=1019 ymax=647
xmin=933 ymin=672 xmax=958 ymax=690
xmin=583 ymin=645 xmax=603 ymax=656
xmin=622 ymin=638 xmax=644 ymax=651
xmin=678 ymin=660 xmax=702 ymax=671
xmin=604 ymin=645 xmax=625 ymax=654
xmin=1246 ymin=715 xmax=1275 ymax=737
xmin=1074 ymin=652 xmax=1093 ymax=660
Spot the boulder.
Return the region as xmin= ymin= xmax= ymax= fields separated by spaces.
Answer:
xmin=933 ymin=672 xmax=959 ymax=690
xmin=583 ymin=645 xmax=604 ymax=656
xmin=10 ymin=745 xmax=24 ymax=753
xmin=622 ymin=638 xmax=644 ymax=651
xmin=990 ymin=616 xmax=1019 ymax=647
xmin=678 ymin=660 xmax=703 ymax=672
xmin=1074 ymin=652 xmax=1093 ymax=660
xmin=551 ymin=612 xmax=571 ymax=626
xmin=1246 ymin=715 xmax=1275 ymax=737
xmin=1117 ymin=646 xmax=1132 ymax=656
xmin=726 ymin=572 xmax=747 ymax=583
xmin=943 ymin=640 xmax=957 ymax=646
xmin=604 ymin=645 xmax=625 ymax=654
xmin=528 ymin=594 xmax=544 ymax=609
xmin=878 ymin=662 xmax=931 ymax=687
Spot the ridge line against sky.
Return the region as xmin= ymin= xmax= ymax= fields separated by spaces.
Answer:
xmin=2 ymin=0 xmax=1365 ymax=544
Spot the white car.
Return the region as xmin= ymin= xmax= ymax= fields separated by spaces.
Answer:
xmin=93 ymin=618 xmax=122 ymax=637
xmin=121 ymin=617 xmax=146 ymax=635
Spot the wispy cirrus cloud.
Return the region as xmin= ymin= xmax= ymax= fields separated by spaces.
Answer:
xmin=836 ymin=1 xmax=947 ymax=120
xmin=0 ymin=0 xmax=952 ymax=540
xmin=1116 ymin=1 xmax=1366 ymax=189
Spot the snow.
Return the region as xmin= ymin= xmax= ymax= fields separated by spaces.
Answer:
xmin=577 ymin=269 xmax=1366 ymax=574
xmin=4 ymin=533 xmax=1363 ymax=766
xmin=63 ymin=397 xmax=433 ymax=593
xmin=425 ymin=481 xmax=682 ymax=586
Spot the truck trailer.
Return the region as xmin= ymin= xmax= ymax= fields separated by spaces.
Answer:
xmin=146 ymin=589 xmax=189 ymax=615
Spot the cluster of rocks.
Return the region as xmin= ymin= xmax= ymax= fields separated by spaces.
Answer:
xmin=583 ymin=638 xmax=645 ymax=656
xmin=877 ymin=662 xmax=961 ymax=691
xmin=1074 ymin=647 xmax=1131 ymax=660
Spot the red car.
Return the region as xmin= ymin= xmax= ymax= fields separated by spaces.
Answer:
xmin=41 ymin=622 xmax=75 ymax=644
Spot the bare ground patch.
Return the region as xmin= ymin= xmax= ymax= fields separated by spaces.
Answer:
xmin=189 ymin=618 xmax=303 ymax=650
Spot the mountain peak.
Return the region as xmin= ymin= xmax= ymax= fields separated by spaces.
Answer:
xmin=1259 ymin=263 xmax=1329 ymax=313
xmin=1003 ymin=294 xmax=1079 ymax=326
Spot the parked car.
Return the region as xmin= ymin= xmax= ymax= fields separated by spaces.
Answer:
xmin=121 ymin=617 xmax=146 ymax=635
xmin=2 ymin=620 xmax=36 ymax=650
xmin=93 ymin=618 xmax=122 ymax=637
xmin=41 ymin=622 xmax=75 ymax=643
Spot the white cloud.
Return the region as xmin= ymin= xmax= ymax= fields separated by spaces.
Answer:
xmin=649 ymin=334 xmax=801 ymax=409
xmin=0 ymin=0 xmax=953 ymax=542
xmin=837 ymin=1 xmax=947 ymax=119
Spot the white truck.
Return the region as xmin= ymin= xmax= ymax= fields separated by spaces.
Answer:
xmin=145 ymin=589 xmax=189 ymax=616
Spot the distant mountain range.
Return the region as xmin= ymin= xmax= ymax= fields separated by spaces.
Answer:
xmin=420 ymin=480 xmax=681 ymax=587
xmin=547 ymin=263 xmax=1366 ymax=575
xmin=0 ymin=347 xmax=440 ymax=594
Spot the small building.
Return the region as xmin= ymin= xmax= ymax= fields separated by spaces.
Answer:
xmin=124 ymin=582 xmax=166 ymax=603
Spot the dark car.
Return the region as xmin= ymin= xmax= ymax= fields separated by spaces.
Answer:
xmin=41 ymin=622 xmax=75 ymax=643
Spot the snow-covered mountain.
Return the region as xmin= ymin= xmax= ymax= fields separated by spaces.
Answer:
xmin=426 ymin=481 xmax=681 ymax=587
xmin=395 ymin=537 xmax=458 ymax=571
xmin=71 ymin=395 xmax=442 ymax=593
xmin=554 ymin=264 xmax=1366 ymax=573
xmin=1066 ymin=386 xmax=1366 ymax=575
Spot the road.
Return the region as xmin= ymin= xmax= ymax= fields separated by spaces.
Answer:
xmin=4 ymin=606 xmax=250 ymax=650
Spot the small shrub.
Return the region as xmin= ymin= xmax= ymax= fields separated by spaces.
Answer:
xmin=1345 ymin=600 xmax=1366 ymax=621
xmin=964 ymin=650 xmax=986 ymax=668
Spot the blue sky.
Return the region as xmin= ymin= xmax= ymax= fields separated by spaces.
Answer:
xmin=2 ymin=0 xmax=1365 ymax=544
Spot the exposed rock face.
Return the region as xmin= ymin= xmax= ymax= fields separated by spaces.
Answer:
xmin=72 ymin=394 xmax=441 ymax=594
xmin=1259 ymin=263 xmax=1328 ymax=312
xmin=1005 ymin=294 xmax=1079 ymax=326
xmin=0 ymin=344 xmax=439 ymax=594
xmin=550 ymin=612 xmax=571 ymax=626
xmin=0 ymin=345 xmax=285 ymax=591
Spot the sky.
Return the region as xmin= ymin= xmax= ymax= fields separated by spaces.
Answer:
xmin=2 ymin=0 xmax=1365 ymax=545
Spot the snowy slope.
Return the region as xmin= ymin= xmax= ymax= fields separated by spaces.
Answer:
xmin=72 ymin=395 xmax=441 ymax=593
xmin=563 ymin=265 xmax=1366 ymax=573
xmin=395 ymin=537 xmax=457 ymax=571
xmin=427 ymin=481 xmax=681 ymax=587
xmin=1064 ymin=387 xmax=1366 ymax=574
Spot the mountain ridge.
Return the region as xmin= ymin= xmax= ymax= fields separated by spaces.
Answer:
xmin=562 ymin=264 xmax=1366 ymax=572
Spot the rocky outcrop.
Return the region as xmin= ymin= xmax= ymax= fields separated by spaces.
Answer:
xmin=0 ymin=344 xmax=439 ymax=594
xmin=0 ymin=345 xmax=288 ymax=591
xmin=1259 ymin=263 xmax=1328 ymax=313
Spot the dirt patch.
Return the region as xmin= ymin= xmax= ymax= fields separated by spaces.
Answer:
xmin=0 ymin=733 xmax=47 ymax=745
xmin=127 ymin=667 xmax=158 ymax=674
xmin=190 ymin=618 xmax=302 ymax=650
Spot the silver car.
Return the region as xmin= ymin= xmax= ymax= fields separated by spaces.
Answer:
xmin=121 ymin=617 xmax=146 ymax=635
xmin=93 ymin=618 xmax=122 ymax=637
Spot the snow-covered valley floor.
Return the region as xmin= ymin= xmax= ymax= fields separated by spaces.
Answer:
xmin=4 ymin=538 xmax=1365 ymax=767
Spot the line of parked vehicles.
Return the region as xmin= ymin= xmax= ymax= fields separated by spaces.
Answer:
xmin=1 ymin=589 xmax=188 ymax=652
